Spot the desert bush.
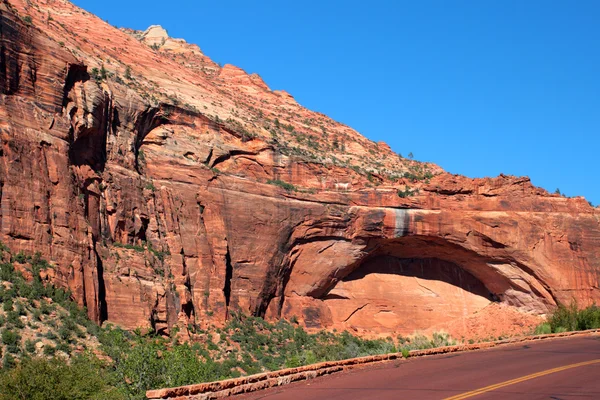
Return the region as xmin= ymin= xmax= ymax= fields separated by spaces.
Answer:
xmin=1 ymin=330 xmax=20 ymax=347
xmin=395 ymin=331 xmax=454 ymax=352
xmin=0 ymin=263 xmax=15 ymax=281
xmin=43 ymin=345 xmax=56 ymax=356
xmin=2 ymin=354 xmax=15 ymax=369
xmin=535 ymin=302 xmax=600 ymax=333
xmin=575 ymin=305 xmax=600 ymax=330
xmin=549 ymin=302 xmax=579 ymax=331
xmin=266 ymin=179 xmax=297 ymax=192
xmin=534 ymin=322 xmax=552 ymax=334
xmin=24 ymin=340 xmax=37 ymax=354
xmin=2 ymin=298 xmax=13 ymax=313
xmin=0 ymin=356 xmax=124 ymax=400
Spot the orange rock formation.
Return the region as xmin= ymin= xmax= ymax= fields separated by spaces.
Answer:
xmin=1 ymin=0 xmax=598 ymax=337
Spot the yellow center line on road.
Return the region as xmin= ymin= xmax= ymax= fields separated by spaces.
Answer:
xmin=443 ymin=358 xmax=600 ymax=400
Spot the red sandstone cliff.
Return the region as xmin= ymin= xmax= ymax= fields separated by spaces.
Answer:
xmin=1 ymin=0 xmax=599 ymax=337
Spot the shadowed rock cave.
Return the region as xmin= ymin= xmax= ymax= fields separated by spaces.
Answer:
xmin=291 ymin=235 xmax=548 ymax=334
xmin=322 ymin=255 xmax=495 ymax=333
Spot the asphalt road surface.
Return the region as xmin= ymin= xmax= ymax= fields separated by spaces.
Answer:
xmin=235 ymin=335 xmax=600 ymax=400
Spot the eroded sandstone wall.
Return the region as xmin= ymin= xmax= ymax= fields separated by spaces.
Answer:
xmin=1 ymin=0 xmax=599 ymax=336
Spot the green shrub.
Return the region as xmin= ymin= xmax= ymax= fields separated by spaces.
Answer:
xmin=431 ymin=332 xmax=455 ymax=347
xmin=0 ymin=263 xmax=15 ymax=281
xmin=16 ymin=303 xmax=26 ymax=316
xmin=397 ymin=185 xmax=417 ymax=198
xmin=0 ymin=241 xmax=9 ymax=257
xmin=113 ymin=242 xmax=145 ymax=253
xmin=56 ymin=342 xmax=71 ymax=354
xmin=549 ymin=303 xmax=578 ymax=331
xmin=6 ymin=310 xmax=21 ymax=326
xmin=40 ymin=301 xmax=52 ymax=315
xmin=266 ymin=179 xmax=297 ymax=192
xmin=12 ymin=252 xmax=28 ymax=264
xmin=534 ymin=322 xmax=552 ymax=335
xmin=2 ymin=353 xmax=15 ymax=369
xmin=45 ymin=331 xmax=58 ymax=340
xmin=1 ymin=329 xmax=20 ymax=346
xmin=0 ymin=356 xmax=124 ymax=400
xmin=3 ymin=298 xmax=13 ymax=313
xmin=544 ymin=303 xmax=600 ymax=333
xmin=58 ymin=324 xmax=73 ymax=342
xmin=284 ymin=355 xmax=301 ymax=368
xmin=575 ymin=305 xmax=600 ymax=330
xmin=43 ymin=345 xmax=56 ymax=356
xmin=25 ymin=340 xmax=37 ymax=354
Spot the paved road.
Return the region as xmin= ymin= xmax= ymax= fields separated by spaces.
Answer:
xmin=235 ymin=335 xmax=600 ymax=399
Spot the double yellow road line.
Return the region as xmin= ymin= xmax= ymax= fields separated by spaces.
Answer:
xmin=444 ymin=358 xmax=600 ymax=399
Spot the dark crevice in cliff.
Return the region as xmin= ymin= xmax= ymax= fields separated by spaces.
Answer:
xmin=181 ymin=299 xmax=194 ymax=320
xmin=111 ymin=107 xmax=120 ymax=135
xmin=149 ymin=310 xmax=158 ymax=333
xmin=62 ymin=63 xmax=88 ymax=108
xmin=133 ymin=107 xmax=162 ymax=173
xmin=68 ymin=127 xmax=107 ymax=171
xmin=134 ymin=216 xmax=149 ymax=243
xmin=260 ymin=224 xmax=300 ymax=319
xmin=424 ymin=187 xmax=474 ymax=196
xmin=0 ymin=10 xmax=21 ymax=95
xmin=322 ymin=293 xmax=350 ymax=300
xmin=181 ymin=251 xmax=195 ymax=320
xmin=28 ymin=57 xmax=37 ymax=94
xmin=472 ymin=231 xmax=507 ymax=249
xmin=274 ymin=263 xmax=291 ymax=319
xmin=133 ymin=103 xmax=203 ymax=165
xmin=0 ymin=137 xmax=3 ymax=228
xmin=0 ymin=181 xmax=3 ymax=230
xmin=65 ymin=81 xmax=110 ymax=173
xmin=223 ymin=243 xmax=233 ymax=315
xmin=204 ymin=148 xmax=214 ymax=166
xmin=210 ymin=148 xmax=267 ymax=169
xmin=93 ymin=242 xmax=108 ymax=323
xmin=342 ymin=303 xmax=370 ymax=323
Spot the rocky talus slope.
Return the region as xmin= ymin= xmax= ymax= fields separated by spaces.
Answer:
xmin=0 ymin=0 xmax=599 ymax=337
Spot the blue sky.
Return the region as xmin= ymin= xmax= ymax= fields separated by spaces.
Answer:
xmin=73 ymin=0 xmax=600 ymax=205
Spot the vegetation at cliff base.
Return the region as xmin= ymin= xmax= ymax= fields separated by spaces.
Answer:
xmin=0 ymin=356 xmax=122 ymax=400
xmin=0 ymin=244 xmax=460 ymax=399
xmin=534 ymin=303 xmax=600 ymax=334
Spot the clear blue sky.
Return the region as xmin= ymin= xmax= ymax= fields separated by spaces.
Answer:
xmin=73 ymin=0 xmax=600 ymax=205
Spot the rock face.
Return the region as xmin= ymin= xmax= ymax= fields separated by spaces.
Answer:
xmin=1 ymin=0 xmax=599 ymax=337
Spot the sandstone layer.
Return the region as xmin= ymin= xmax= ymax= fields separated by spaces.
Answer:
xmin=1 ymin=0 xmax=599 ymax=337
